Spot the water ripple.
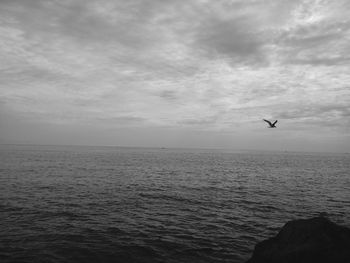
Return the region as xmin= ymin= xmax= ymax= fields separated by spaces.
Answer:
xmin=1 ymin=145 xmax=349 ymax=262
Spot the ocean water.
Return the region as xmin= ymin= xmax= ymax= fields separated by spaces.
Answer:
xmin=1 ymin=145 xmax=349 ymax=263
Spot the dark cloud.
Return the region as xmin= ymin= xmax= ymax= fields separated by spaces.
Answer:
xmin=158 ymin=90 xmax=178 ymax=101
xmin=194 ymin=15 xmax=265 ymax=64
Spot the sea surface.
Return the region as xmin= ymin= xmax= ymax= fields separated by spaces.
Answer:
xmin=1 ymin=145 xmax=349 ymax=263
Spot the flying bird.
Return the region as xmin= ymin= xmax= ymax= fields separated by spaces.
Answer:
xmin=263 ymin=119 xmax=278 ymax=128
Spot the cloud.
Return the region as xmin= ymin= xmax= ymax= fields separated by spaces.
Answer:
xmin=158 ymin=90 xmax=179 ymax=101
xmin=278 ymin=102 xmax=349 ymax=116
xmin=0 ymin=0 xmax=349 ymax=151
xmin=276 ymin=0 xmax=350 ymax=66
xmin=194 ymin=15 xmax=265 ymax=64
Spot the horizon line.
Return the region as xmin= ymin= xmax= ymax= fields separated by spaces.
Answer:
xmin=1 ymin=143 xmax=348 ymax=155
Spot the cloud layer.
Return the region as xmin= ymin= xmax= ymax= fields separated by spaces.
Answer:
xmin=0 ymin=0 xmax=349 ymax=151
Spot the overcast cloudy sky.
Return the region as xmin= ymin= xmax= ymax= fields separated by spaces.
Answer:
xmin=0 ymin=0 xmax=349 ymax=152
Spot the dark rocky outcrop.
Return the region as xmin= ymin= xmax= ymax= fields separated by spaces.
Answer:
xmin=247 ymin=217 xmax=350 ymax=263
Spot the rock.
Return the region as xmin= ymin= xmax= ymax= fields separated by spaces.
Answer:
xmin=246 ymin=217 xmax=350 ymax=263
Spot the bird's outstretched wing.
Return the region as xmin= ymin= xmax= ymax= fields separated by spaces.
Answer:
xmin=272 ymin=120 xmax=278 ymax=126
xmin=263 ymin=119 xmax=272 ymax=125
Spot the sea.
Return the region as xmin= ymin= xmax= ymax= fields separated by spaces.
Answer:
xmin=1 ymin=144 xmax=349 ymax=263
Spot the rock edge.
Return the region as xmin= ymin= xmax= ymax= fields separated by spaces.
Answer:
xmin=246 ymin=217 xmax=350 ymax=263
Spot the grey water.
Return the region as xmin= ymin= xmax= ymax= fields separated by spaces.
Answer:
xmin=1 ymin=145 xmax=349 ymax=263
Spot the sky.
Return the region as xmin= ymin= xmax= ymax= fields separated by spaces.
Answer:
xmin=0 ymin=0 xmax=349 ymax=152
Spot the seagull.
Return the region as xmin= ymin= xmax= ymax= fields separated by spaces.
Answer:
xmin=263 ymin=119 xmax=278 ymax=128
